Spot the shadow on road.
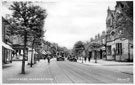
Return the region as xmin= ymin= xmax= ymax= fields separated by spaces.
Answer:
xmin=2 ymin=65 xmax=12 ymax=69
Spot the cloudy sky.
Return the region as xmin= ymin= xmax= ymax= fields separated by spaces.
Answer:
xmin=2 ymin=0 xmax=116 ymax=49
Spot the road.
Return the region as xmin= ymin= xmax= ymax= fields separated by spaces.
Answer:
xmin=2 ymin=59 xmax=133 ymax=83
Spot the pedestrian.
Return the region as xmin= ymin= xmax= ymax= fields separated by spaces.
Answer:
xmin=44 ymin=56 xmax=45 ymax=60
xmin=94 ymin=51 xmax=97 ymax=63
xmin=84 ymin=57 xmax=87 ymax=62
xmin=112 ymin=48 xmax=116 ymax=60
xmin=88 ymin=52 xmax=92 ymax=62
xmin=88 ymin=56 xmax=91 ymax=62
xmin=47 ymin=54 xmax=51 ymax=64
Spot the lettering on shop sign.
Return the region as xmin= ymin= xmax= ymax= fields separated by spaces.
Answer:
xmin=8 ymin=78 xmax=53 ymax=81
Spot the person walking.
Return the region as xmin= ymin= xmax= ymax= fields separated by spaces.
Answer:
xmin=88 ymin=52 xmax=92 ymax=62
xmin=47 ymin=54 xmax=51 ymax=64
xmin=84 ymin=57 xmax=87 ymax=62
xmin=88 ymin=57 xmax=90 ymax=62
xmin=102 ymin=51 xmax=106 ymax=60
xmin=112 ymin=48 xmax=116 ymax=60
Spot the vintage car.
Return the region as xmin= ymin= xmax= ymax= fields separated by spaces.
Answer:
xmin=57 ymin=56 xmax=65 ymax=61
xmin=68 ymin=55 xmax=77 ymax=62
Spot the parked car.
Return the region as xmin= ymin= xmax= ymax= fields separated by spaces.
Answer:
xmin=57 ymin=56 xmax=65 ymax=61
xmin=68 ymin=55 xmax=77 ymax=62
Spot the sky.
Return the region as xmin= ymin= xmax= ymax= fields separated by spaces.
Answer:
xmin=2 ymin=0 xmax=116 ymax=49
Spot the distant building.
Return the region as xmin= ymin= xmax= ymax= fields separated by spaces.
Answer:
xmin=106 ymin=1 xmax=133 ymax=61
xmin=88 ymin=32 xmax=106 ymax=60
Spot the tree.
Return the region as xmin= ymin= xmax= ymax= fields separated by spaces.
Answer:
xmin=8 ymin=2 xmax=47 ymax=74
xmin=50 ymin=46 xmax=57 ymax=56
xmin=73 ymin=41 xmax=85 ymax=59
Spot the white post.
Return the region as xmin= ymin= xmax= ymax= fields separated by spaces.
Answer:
xmin=28 ymin=50 xmax=31 ymax=65
xmin=28 ymin=48 xmax=35 ymax=65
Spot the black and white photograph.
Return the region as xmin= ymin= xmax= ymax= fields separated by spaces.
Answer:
xmin=1 ymin=0 xmax=134 ymax=84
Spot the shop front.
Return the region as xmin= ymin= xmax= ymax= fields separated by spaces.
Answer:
xmin=12 ymin=44 xmax=28 ymax=61
xmin=2 ymin=42 xmax=14 ymax=64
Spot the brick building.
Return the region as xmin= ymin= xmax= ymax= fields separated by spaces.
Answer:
xmin=106 ymin=1 xmax=133 ymax=61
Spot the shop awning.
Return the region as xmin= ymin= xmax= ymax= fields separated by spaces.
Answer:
xmin=34 ymin=51 xmax=38 ymax=54
xmin=2 ymin=42 xmax=14 ymax=50
xmin=101 ymin=47 xmax=106 ymax=50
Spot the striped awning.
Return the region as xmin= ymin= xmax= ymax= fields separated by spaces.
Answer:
xmin=2 ymin=42 xmax=14 ymax=50
xmin=100 ymin=47 xmax=106 ymax=50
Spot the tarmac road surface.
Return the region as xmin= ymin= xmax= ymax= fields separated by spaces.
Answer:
xmin=2 ymin=59 xmax=133 ymax=83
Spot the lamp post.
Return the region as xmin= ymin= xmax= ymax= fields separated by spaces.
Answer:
xmin=30 ymin=37 xmax=35 ymax=67
xmin=105 ymin=33 xmax=107 ymax=60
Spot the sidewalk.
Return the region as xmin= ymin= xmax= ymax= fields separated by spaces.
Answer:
xmin=2 ymin=59 xmax=56 ymax=83
xmin=77 ymin=59 xmax=133 ymax=75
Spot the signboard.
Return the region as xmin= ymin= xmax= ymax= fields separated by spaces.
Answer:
xmin=12 ymin=45 xmax=25 ymax=49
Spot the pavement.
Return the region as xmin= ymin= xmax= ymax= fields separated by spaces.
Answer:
xmin=77 ymin=59 xmax=133 ymax=75
xmin=2 ymin=58 xmax=133 ymax=83
xmin=2 ymin=59 xmax=56 ymax=83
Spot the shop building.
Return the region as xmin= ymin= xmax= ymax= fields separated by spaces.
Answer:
xmin=106 ymin=2 xmax=133 ymax=61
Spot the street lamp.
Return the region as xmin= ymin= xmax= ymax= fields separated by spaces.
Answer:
xmin=30 ymin=39 xmax=34 ymax=67
xmin=105 ymin=32 xmax=107 ymax=60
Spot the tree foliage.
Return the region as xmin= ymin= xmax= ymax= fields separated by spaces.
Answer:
xmin=73 ymin=41 xmax=85 ymax=56
xmin=8 ymin=1 xmax=47 ymax=41
xmin=50 ymin=46 xmax=57 ymax=55
xmin=89 ymin=42 xmax=101 ymax=50
xmin=7 ymin=1 xmax=47 ymax=73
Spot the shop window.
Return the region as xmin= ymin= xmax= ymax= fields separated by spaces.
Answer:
xmin=107 ymin=45 xmax=111 ymax=55
xmin=116 ymin=43 xmax=122 ymax=55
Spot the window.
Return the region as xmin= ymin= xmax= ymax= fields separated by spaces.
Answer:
xmin=107 ymin=45 xmax=111 ymax=55
xmin=116 ymin=43 xmax=122 ymax=55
